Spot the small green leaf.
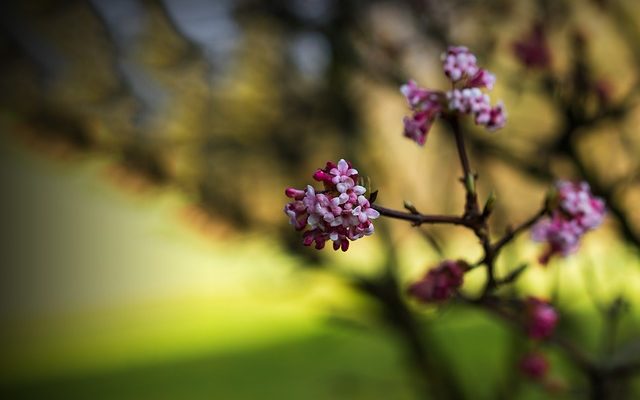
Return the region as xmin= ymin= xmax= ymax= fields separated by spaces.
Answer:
xmin=465 ymin=173 xmax=476 ymax=195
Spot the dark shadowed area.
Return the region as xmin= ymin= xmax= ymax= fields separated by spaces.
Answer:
xmin=1 ymin=0 xmax=640 ymax=399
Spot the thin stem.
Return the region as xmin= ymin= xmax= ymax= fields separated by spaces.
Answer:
xmin=373 ymin=204 xmax=467 ymax=226
xmin=491 ymin=208 xmax=547 ymax=254
xmin=452 ymin=119 xmax=472 ymax=178
xmin=477 ymin=209 xmax=545 ymax=295
xmin=447 ymin=116 xmax=478 ymax=214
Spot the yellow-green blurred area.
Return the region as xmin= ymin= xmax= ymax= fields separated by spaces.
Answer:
xmin=1 ymin=0 xmax=640 ymax=399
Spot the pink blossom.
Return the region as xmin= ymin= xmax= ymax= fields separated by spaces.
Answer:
xmin=400 ymin=80 xmax=441 ymax=110
xmin=284 ymin=159 xmax=379 ymax=251
xmin=532 ymin=181 xmax=605 ymax=264
xmin=519 ymin=352 xmax=549 ymax=380
xmin=402 ymin=111 xmax=433 ymax=146
xmin=329 ymin=159 xmax=359 ymax=193
xmin=441 ymin=46 xmax=506 ymax=131
xmin=556 ymin=181 xmax=606 ymax=230
xmin=447 ymin=89 xmax=506 ymax=130
xmin=484 ymin=102 xmax=507 ymax=130
xmin=408 ymin=260 xmax=467 ymax=303
xmin=447 ymin=88 xmax=490 ymax=114
xmin=532 ymin=216 xmax=583 ymax=264
xmin=401 ymin=46 xmax=506 ymax=145
xmin=442 ymin=46 xmax=479 ymax=82
xmin=525 ymin=297 xmax=558 ymax=339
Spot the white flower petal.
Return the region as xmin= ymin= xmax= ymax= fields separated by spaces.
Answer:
xmin=337 ymin=159 xmax=349 ymax=172
xmin=366 ymin=209 xmax=380 ymax=219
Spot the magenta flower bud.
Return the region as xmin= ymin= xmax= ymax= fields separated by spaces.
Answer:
xmin=403 ymin=112 xmax=433 ymax=146
xmin=519 ymin=352 xmax=549 ymax=380
xmin=285 ymin=187 xmax=306 ymax=200
xmin=400 ymin=80 xmax=443 ymax=146
xmin=408 ymin=260 xmax=467 ymax=303
xmin=467 ymin=69 xmax=496 ymax=90
xmin=525 ymin=297 xmax=558 ymax=339
xmin=512 ymin=23 xmax=552 ymax=69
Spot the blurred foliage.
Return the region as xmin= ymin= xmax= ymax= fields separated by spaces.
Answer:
xmin=2 ymin=0 xmax=640 ymax=399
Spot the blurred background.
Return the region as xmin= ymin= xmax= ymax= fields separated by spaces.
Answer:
xmin=1 ymin=0 xmax=640 ymax=399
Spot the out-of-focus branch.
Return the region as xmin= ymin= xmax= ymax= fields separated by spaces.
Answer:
xmin=491 ymin=208 xmax=548 ymax=255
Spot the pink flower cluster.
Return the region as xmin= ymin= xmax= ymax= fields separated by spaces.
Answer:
xmin=408 ymin=260 xmax=467 ymax=303
xmin=446 ymin=89 xmax=506 ymax=130
xmin=284 ymin=159 xmax=380 ymax=251
xmin=442 ymin=46 xmax=478 ymax=81
xmin=525 ymin=297 xmax=558 ymax=339
xmin=401 ymin=46 xmax=506 ymax=145
xmin=532 ymin=181 xmax=605 ymax=264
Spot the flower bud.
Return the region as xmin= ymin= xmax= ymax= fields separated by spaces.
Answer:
xmin=285 ymin=187 xmax=306 ymax=200
xmin=525 ymin=297 xmax=558 ymax=339
xmin=408 ymin=260 xmax=468 ymax=303
xmin=482 ymin=191 xmax=496 ymax=217
xmin=520 ymin=352 xmax=549 ymax=380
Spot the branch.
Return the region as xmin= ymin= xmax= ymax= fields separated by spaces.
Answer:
xmin=446 ymin=116 xmax=479 ymax=215
xmin=373 ymin=204 xmax=467 ymax=226
xmin=491 ymin=208 xmax=547 ymax=254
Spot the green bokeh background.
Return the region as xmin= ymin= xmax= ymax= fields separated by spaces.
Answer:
xmin=1 ymin=0 xmax=640 ymax=399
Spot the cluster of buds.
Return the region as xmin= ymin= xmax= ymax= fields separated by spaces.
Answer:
xmin=401 ymin=46 xmax=506 ymax=145
xmin=400 ymin=81 xmax=443 ymax=146
xmin=408 ymin=260 xmax=467 ymax=303
xmin=525 ymin=297 xmax=558 ymax=339
xmin=443 ymin=46 xmax=506 ymax=130
xmin=284 ymin=159 xmax=379 ymax=251
xmin=532 ymin=181 xmax=606 ymax=264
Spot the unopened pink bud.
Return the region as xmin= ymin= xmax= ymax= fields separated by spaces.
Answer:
xmin=467 ymin=69 xmax=496 ymax=90
xmin=525 ymin=297 xmax=558 ymax=339
xmin=285 ymin=187 xmax=306 ymax=200
xmin=313 ymin=170 xmax=333 ymax=183
xmin=512 ymin=23 xmax=551 ymax=69
xmin=408 ymin=260 xmax=467 ymax=303
xmin=520 ymin=352 xmax=549 ymax=380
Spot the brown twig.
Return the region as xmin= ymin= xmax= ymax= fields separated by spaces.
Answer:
xmin=491 ymin=208 xmax=547 ymax=255
xmin=372 ymin=204 xmax=468 ymax=226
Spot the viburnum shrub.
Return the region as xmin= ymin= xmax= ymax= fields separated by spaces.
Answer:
xmin=283 ymin=46 xmax=607 ymax=392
